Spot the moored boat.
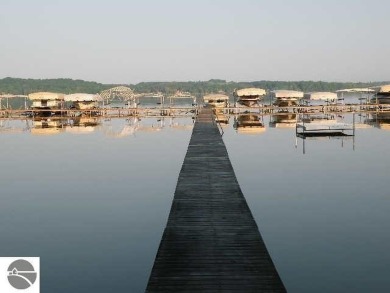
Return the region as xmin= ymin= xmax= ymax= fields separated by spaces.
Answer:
xmin=28 ymin=92 xmax=65 ymax=114
xmin=203 ymin=94 xmax=229 ymax=108
xmin=272 ymin=90 xmax=304 ymax=107
xmin=65 ymin=93 xmax=102 ymax=110
xmin=234 ymin=88 xmax=266 ymax=107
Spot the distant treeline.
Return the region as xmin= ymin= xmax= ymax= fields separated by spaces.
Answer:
xmin=1 ymin=77 xmax=388 ymax=97
xmin=0 ymin=77 xmax=114 ymax=95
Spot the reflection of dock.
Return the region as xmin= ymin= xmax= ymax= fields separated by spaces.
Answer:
xmin=147 ymin=108 xmax=285 ymax=292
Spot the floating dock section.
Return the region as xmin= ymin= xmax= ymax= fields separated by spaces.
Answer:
xmin=146 ymin=107 xmax=286 ymax=292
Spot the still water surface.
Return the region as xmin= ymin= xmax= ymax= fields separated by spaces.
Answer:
xmin=0 ymin=113 xmax=389 ymax=292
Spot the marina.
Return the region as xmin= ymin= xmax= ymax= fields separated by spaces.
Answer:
xmin=2 ymin=0 xmax=390 ymax=291
xmin=1 ymin=82 xmax=390 ymax=293
xmin=1 ymin=108 xmax=389 ymax=292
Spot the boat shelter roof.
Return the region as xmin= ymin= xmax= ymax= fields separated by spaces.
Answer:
xmin=203 ymin=94 xmax=229 ymax=101
xmin=0 ymin=94 xmax=28 ymax=99
xmin=304 ymin=92 xmax=337 ymax=100
xmin=271 ymin=90 xmax=304 ymax=98
xmin=28 ymin=92 xmax=65 ymax=101
xmin=371 ymin=84 xmax=390 ymax=94
xmin=234 ymin=88 xmax=266 ymax=97
xmin=65 ymin=93 xmax=102 ymax=102
xmin=336 ymin=88 xmax=375 ymax=93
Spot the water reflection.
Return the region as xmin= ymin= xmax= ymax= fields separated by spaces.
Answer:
xmin=22 ymin=116 xmax=195 ymax=138
xmin=233 ymin=114 xmax=265 ymax=134
xmin=5 ymin=112 xmax=390 ymax=140
xmin=269 ymin=114 xmax=296 ymax=128
xmin=214 ymin=109 xmax=230 ymax=125
xmin=31 ymin=118 xmax=66 ymax=135
xmin=66 ymin=117 xmax=100 ymax=134
xmin=1 ymin=112 xmax=390 ymax=292
xmin=366 ymin=112 xmax=390 ymax=130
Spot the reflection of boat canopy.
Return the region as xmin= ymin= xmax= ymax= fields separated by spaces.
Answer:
xmin=235 ymin=115 xmax=265 ymax=134
xmin=102 ymin=125 xmax=138 ymax=138
xmin=28 ymin=92 xmax=65 ymax=100
xmin=64 ymin=93 xmax=102 ymax=102
xmin=271 ymin=90 xmax=304 ymax=99
xmin=65 ymin=126 xmax=95 ymax=134
xmin=378 ymin=124 xmax=390 ymax=130
xmin=138 ymin=125 xmax=164 ymax=132
xmin=304 ymin=92 xmax=337 ymax=101
xmin=31 ymin=127 xmax=64 ymax=135
xmin=236 ymin=127 xmax=266 ymax=134
xmin=169 ymin=124 xmax=193 ymax=130
xmin=270 ymin=114 xmax=296 ymax=128
xmin=234 ymin=88 xmax=266 ymax=97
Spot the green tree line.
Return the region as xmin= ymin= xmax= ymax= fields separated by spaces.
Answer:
xmin=1 ymin=77 xmax=388 ymax=97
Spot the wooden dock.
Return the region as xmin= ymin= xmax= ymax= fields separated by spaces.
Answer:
xmin=146 ymin=107 xmax=286 ymax=292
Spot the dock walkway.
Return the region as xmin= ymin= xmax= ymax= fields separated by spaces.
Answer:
xmin=146 ymin=107 xmax=286 ymax=292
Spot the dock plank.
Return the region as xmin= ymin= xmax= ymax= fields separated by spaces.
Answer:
xmin=146 ymin=108 xmax=286 ymax=292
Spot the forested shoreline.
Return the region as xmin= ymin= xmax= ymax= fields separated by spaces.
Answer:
xmin=0 ymin=77 xmax=387 ymax=96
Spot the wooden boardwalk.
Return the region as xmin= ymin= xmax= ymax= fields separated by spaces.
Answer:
xmin=146 ymin=108 xmax=286 ymax=292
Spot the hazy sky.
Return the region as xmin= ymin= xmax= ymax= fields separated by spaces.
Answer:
xmin=1 ymin=0 xmax=389 ymax=84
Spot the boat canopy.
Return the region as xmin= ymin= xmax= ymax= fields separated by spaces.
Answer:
xmin=272 ymin=90 xmax=304 ymax=98
xmin=234 ymin=88 xmax=266 ymax=97
xmin=336 ymin=88 xmax=375 ymax=93
xmin=304 ymin=92 xmax=337 ymax=101
xmin=0 ymin=94 xmax=28 ymax=99
xmin=28 ymin=92 xmax=65 ymax=101
xmin=64 ymin=93 xmax=102 ymax=102
xmin=372 ymin=84 xmax=390 ymax=94
xmin=203 ymin=94 xmax=229 ymax=102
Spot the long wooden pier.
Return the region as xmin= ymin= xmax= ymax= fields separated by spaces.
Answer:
xmin=146 ymin=107 xmax=286 ymax=292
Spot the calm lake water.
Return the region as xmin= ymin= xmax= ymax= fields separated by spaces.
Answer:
xmin=0 ymin=112 xmax=389 ymax=292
